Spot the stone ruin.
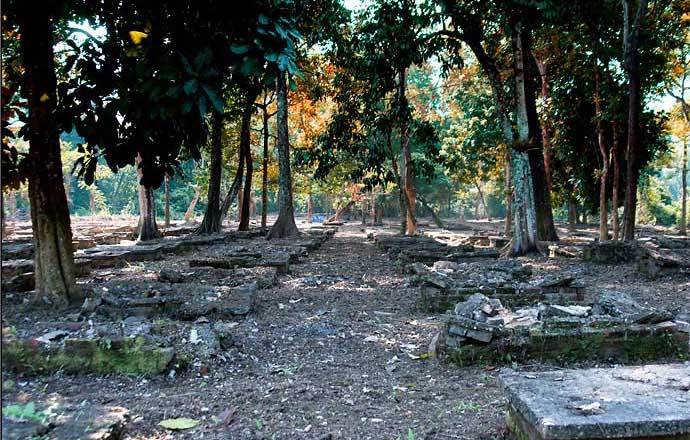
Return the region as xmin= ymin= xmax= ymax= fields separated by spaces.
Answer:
xmin=411 ymin=259 xmax=586 ymax=313
xmin=441 ymin=290 xmax=689 ymax=366
xmin=374 ymin=234 xmax=499 ymax=271
xmin=1 ymin=228 xmax=336 ymax=376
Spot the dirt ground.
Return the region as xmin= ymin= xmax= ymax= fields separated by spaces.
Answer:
xmin=2 ymin=219 xmax=689 ymax=440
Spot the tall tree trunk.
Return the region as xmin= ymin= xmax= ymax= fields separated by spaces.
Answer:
xmin=474 ymin=180 xmax=490 ymax=220
xmin=417 ymin=194 xmax=444 ymax=228
xmin=593 ymin=57 xmax=609 ymax=241
xmin=21 ymin=9 xmax=81 ymax=306
xmin=184 ymin=191 xmax=200 ymax=222
xmin=220 ymin=149 xmax=244 ymax=223
xmin=236 ymin=185 xmax=243 ymax=222
xmin=306 ymin=193 xmax=313 ymax=223
xmin=521 ymin=27 xmax=558 ymax=242
xmin=510 ymin=17 xmax=539 ymax=255
xmin=386 ymin=125 xmax=407 ymax=234
xmin=612 ymin=120 xmax=622 ymax=240
xmin=164 ymin=174 xmax=170 ymax=228
xmin=568 ymin=196 xmax=577 ymax=233
xmin=533 ymin=53 xmax=553 ymax=192
xmin=399 ymin=69 xmax=416 ymax=235
xmin=197 ymin=111 xmax=224 ymax=234
xmin=136 ymin=154 xmax=161 ymax=241
xmin=369 ymin=192 xmax=376 ymax=223
xmin=261 ymin=95 xmax=272 ymax=229
xmin=504 ymin=154 xmax=512 ymax=236
xmin=622 ymin=0 xmax=648 ymax=240
xmin=681 ymin=139 xmax=688 ymax=235
xmin=267 ymin=71 xmax=299 ymax=239
xmin=239 ymin=88 xmax=259 ymax=231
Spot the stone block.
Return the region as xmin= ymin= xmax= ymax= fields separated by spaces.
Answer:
xmin=500 ymin=364 xmax=690 ymax=439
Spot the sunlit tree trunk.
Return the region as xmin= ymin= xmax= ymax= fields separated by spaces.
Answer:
xmin=260 ymin=93 xmax=273 ymax=229
xmin=621 ymin=0 xmax=648 ymax=241
xmin=21 ymin=9 xmax=81 ymax=306
xmin=612 ymin=120 xmax=622 ymax=240
xmin=593 ymin=57 xmax=609 ymax=241
xmin=197 ymin=111 xmax=224 ymax=234
xmin=184 ymin=191 xmax=200 ymax=222
xmin=533 ymin=54 xmax=553 ymax=192
xmin=568 ymin=196 xmax=577 ymax=233
xmin=136 ymin=154 xmax=161 ymax=241
xmin=164 ymin=174 xmax=170 ymax=228
xmin=510 ymin=17 xmax=539 ymax=255
xmin=306 ymin=193 xmax=313 ymax=224
xmin=681 ymin=139 xmax=688 ymax=236
xmin=239 ymin=88 xmax=259 ymax=231
xmin=267 ymin=71 xmax=298 ymax=239
xmin=220 ymin=149 xmax=243 ymax=223
xmin=399 ymin=69 xmax=416 ymax=235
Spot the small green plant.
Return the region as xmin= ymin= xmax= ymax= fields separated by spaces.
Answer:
xmin=3 ymin=402 xmax=48 ymax=424
xmin=453 ymin=400 xmax=482 ymax=413
xmin=255 ymin=418 xmax=264 ymax=430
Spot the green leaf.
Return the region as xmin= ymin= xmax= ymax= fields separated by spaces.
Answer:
xmin=158 ymin=418 xmax=199 ymax=430
xmin=202 ymin=85 xmax=224 ymax=113
xmin=288 ymin=77 xmax=297 ymax=92
xmin=230 ymin=44 xmax=250 ymax=55
xmin=265 ymin=52 xmax=279 ymax=63
xmin=198 ymin=94 xmax=208 ymax=119
xmin=183 ymin=79 xmax=198 ymax=95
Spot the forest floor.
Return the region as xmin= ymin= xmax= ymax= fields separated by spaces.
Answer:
xmin=2 ymin=218 xmax=690 ymax=440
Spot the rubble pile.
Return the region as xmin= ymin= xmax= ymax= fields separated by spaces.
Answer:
xmin=442 ymin=291 xmax=689 ymax=366
xmin=413 ymin=259 xmax=585 ymax=312
xmin=375 ymin=234 xmax=499 ymax=270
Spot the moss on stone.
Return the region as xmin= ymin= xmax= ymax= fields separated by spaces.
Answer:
xmin=2 ymin=336 xmax=174 ymax=375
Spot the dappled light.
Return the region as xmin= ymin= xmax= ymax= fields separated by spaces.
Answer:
xmin=2 ymin=0 xmax=690 ymax=438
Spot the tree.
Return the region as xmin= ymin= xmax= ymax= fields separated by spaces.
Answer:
xmin=11 ymin=3 xmax=81 ymax=305
xmin=267 ymin=71 xmax=299 ymax=238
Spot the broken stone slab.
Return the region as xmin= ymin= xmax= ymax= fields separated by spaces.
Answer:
xmin=538 ymin=274 xmax=575 ymax=288
xmin=176 ymin=282 xmax=256 ymax=319
xmin=500 ymin=364 xmax=690 ymax=440
xmin=2 ymin=335 xmax=174 ymax=375
xmin=593 ymin=290 xmax=673 ymax=324
xmin=445 ymin=315 xmax=498 ymax=343
xmin=543 ymin=304 xmax=591 ymax=318
xmin=489 ymin=236 xmax=510 ymax=249
xmin=189 ymin=256 xmax=260 ymax=270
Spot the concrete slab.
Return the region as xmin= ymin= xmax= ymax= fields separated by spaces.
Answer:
xmin=500 ymin=364 xmax=690 ymax=439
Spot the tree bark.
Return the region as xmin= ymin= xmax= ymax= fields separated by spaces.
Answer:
xmin=325 ymin=199 xmax=355 ymax=223
xmin=681 ymin=139 xmax=688 ymax=235
xmin=239 ymin=88 xmax=259 ymax=231
xmin=136 ymin=154 xmax=161 ymax=241
xmin=184 ymin=191 xmax=200 ymax=222
xmin=593 ymin=56 xmax=609 ymax=241
xmin=260 ymin=94 xmax=273 ymax=229
xmin=504 ymin=153 xmax=512 ymax=236
xmin=21 ymin=9 xmax=81 ymax=306
xmin=474 ymin=180 xmax=490 ymax=220
xmin=306 ymin=193 xmax=313 ymax=223
xmin=612 ymin=120 xmax=622 ymax=240
xmin=533 ymin=53 xmax=553 ymax=192
xmin=267 ymin=71 xmax=299 ymax=239
xmin=164 ymin=174 xmax=170 ymax=228
xmin=399 ymin=69 xmax=416 ymax=235
xmin=197 ymin=111 xmax=224 ymax=234
xmin=510 ymin=17 xmax=539 ymax=255
xmin=417 ymin=194 xmax=444 ymax=228
xmin=622 ymin=0 xmax=648 ymax=240
xmin=220 ymin=149 xmax=244 ymax=223
xmin=568 ymin=196 xmax=577 ymax=233
xmin=521 ymin=28 xmax=558 ymax=242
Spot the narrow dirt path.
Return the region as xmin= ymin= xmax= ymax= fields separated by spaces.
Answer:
xmin=14 ymin=226 xmax=506 ymax=439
